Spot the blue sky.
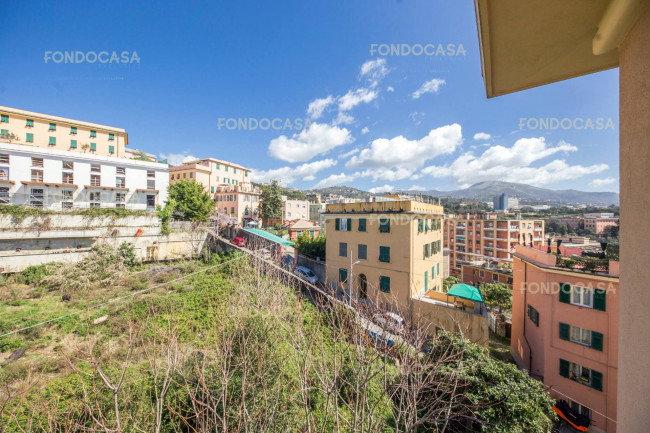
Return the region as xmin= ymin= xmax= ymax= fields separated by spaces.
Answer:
xmin=0 ymin=0 xmax=619 ymax=193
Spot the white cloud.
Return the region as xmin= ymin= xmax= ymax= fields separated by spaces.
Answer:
xmin=347 ymin=124 xmax=463 ymax=173
xmin=368 ymin=184 xmax=394 ymax=194
xmin=408 ymin=185 xmax=426 ymax=191
xmin=339 ymin=148 xmax=360 ymax=159
xmin=360 ymin=167 xmax=415 ymax=182
xmin=473 ymin=132 xmax=491 ymax=141
xmin=386 ymin=86 xmax=394 ymax=92
xmin=409 ymin=111 xmax=425 ymax=126
xmin=589 ymin=177 xmax=617 ymax=188
xmin=159 ymin=152 xmax=198 ymax=166
xmin=307 ymin=95 xmax=335 ymax=119
xmin=333 ymin=111 xmax=355 ymax=125
xmin=303 ymin=175 xmax=316 ymax=182
xmin=360 ymin=58 xmax=389 ymax=87
xmin=313 ymin=172 xmax=360 ymax=189
xmin=411 ymin=78 xmax=446 ymax=99
xmin=420 ymin=137 xmax=607 ymax=186
xmin=361 ymin=127 xmax=370 ymax=134
xmin=268 ymin=123 xmax=353 ymax=163
xmin=251 ymin=159 xmax=337 ymax=186
xmin=338 ymin=87 xmax=378 ymax=111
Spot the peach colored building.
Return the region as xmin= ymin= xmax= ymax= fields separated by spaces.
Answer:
xmin=444 ymin=213 xmax=544 ymax=277
xmin=511 ymin=246 xmax=618 ymax=432
xmin=584 ymin=217 xmax=619 ymax=234
xmin=285 ymin=219 xmax=320 ymax=240
xmin=169 ymin=158 xmax=259 ymax=224
xmin=460 ymin=263 xmax=513 ymax=289
xmin=0 ymin=106 xmax=128 ymax=158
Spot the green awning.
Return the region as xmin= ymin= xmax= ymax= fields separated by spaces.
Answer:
xmin=447 ymin=283 xmax=483 ymax=303
xmin=243 ymin=228 xmax=294 ymax=246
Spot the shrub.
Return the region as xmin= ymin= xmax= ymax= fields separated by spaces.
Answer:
xmin=15 ymin=264 xmax=51 ymax=285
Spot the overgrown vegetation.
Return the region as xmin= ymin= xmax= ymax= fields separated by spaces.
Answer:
xmin=0 ymin=205 xmax=152 ymax=223
xmin=480 ymin=282 xmax=512 ymax=312
xmin=259 ymin=180 xmax=283 ymax=226
xmin=156 ymin=198 xmax=176 ymax=234
xmin=295 ymin=233 xmax=326 ymax=259
xmin=167 ymin=179 xmax=214 ymax=223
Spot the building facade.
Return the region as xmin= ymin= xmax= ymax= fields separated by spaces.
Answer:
xmin=444 ymin=213 xmax=545 ymax=277
xmin=461 ymin=263 xmax=513 ymax=289
xmin=169 ymin=158 xmax=259 ymax=223
xmin=584 ymin=216 xmax=619 ymax=234
xmin=325 ymin=200 xmax=444 ymax=311
xmin=286 ymin=219 xmax=320 ymax=240
xmin=511 ymin=246 xmax=619 ymax=433
xmin=0 ymin=106 xmax=128 ymax=158
xmin=283 ymin=198 xmax=310 ymax=221
xmin=0 ymin=142 xmax=168 ymax=210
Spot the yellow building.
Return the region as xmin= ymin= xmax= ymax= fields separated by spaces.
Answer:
xmin=325 ymin=200 xmax=444 ymax=311
xmin=0 ymin=105 xmax=128 ymax=158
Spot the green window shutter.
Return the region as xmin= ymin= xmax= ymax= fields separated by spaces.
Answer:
xmin=559 ymin=359 xmax=570 ymax=378
xmin=335 ymin=218 xmax=340 ymax=231
xmin=26 ymin=133 xmax=33 ymax=142
xmin=90 ymin=142 xmax=97 ymax=151
xmin=0 ymin=129 xmax=7 ymax=137
xmin=591 ymin=331 xmax=604 ymax=351
xmin=379 ymin=218 xmax=390 ymax=233
xmin=71 ymin=127 xmax=77 ymax=134
xmin=559 ymin=283 xmax=571 ymax=304
xmin=424 ymin=271 xmax=428 ymax=291
xmin=418 ymin=219 xmax=423 ymax=232
xmin=339 ymin=268 xmax=348 ymax=283
xmin=109 ymin=133 xmax=115 ymax=140
xmin=70 ymin=139 xmax=77 ymax=148
xmin=1 ymin=114 xmax=8 ymax=122
xmin=423 ymin=245 xmax=427 ymax=259
xmin=245 ymin=171 xmax=248 ymax=176
xmin=109 ymin=145 xmax=115 ymax=154
xmin=90 ymin=130 xmax=96 ymax=138
xmin=437 ymin=263 xmax=439 ymax=275
xmin=359 ymin=218 xmax=366 ymax=232
xmin=49 ymin=123 xmax=56 ymax=131
xmin=379 ymin=246 xmax=390 ymax=262
xmin=431 ymin=266 xmax=435 ymax=277
xmin=48 ymin=136 xmax=56 ymax=145
xmin=591 ymin=370 xmax=603 ymax=391
xmin=593 ymin=289 xmax=606 ymax=311
xmin=559 ymin=323 xmax=570 ymax=341
xmin=26 ymin=119 xmax=34 ymax=127
xmin=380 ymin=276 xmax=390 ymax=293
xmin=347 ymin=218 xmax=352 ymax=231
xmin=211 ymin=186 xmax=215 ymax=193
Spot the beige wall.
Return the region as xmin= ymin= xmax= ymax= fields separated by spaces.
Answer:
xmin=618 ymin=6 xmax=650 ymax=433
xmin=0 ymin=106 xmax=127 ymax=158
xmin=412 ymin=297 xmax=489 ymax=346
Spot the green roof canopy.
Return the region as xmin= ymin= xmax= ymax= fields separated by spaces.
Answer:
xmin=447 ymin=283 xmax=483 ymax=303
xmin=244 ymin=228 xmax=294 ymax=246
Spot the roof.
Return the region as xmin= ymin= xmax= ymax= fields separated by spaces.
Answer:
xmin=0 ymin=105 xmax=127 ymax=133
xmin=474 ymin=0 xmax=626 ymax=97
xmin=447 ymin=283 xmax=484 ymax=303
xmin=243 ymin=228 xmax=294 ymax=246
xmin=287 ymin=219 xmax=318 ymax=230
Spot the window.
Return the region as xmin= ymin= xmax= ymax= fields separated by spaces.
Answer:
xmin=245 ymin=171 xmax=248 ymax=177
xmin=0 ymin=154 xmax=8 ymax=164
xmin=380 ymin=276 xmax=390 ymax=293
xmin=147 ymin=195 xmax=156 ymax=210
xmin=30 ymin=188 xmax=44 ymax=207
xmin=379 ymin=246 xmax=390 ymax=263
xmin=211 ymin=186 xmax=215 ymax=193
xmin=233 ymin=168 xmax=237 ymax=173
xmin=62 ymin=161 xmax=73 ymax=170
xmin=70 ymin=126 xmax=77 ymax=135
xmin=90 ymin=130 xmax=96 ymax=138
xmin=571 ymin=326 xmax=592 ymax=346
xmin=559 ymin=283 xmax=606 ymax=311
xmin=0 ymin=187 xmax=10 ymax=204
xmin=115 ymin=192 xmax=126 ymax=208
xmin=116 ymin=177 xmax=126 ymax=188
xmin=335 ymin=218 xmax=351 ymax=231
xmin=559 ymin=323 xmax=603 ymax=351
xmin=26 ymin=119 xmax=34 ymax=127
xmin=70 ymin=139 xmax=77 ymax=148
xmin=147 ymin=179 xmax=155 ymax=190
xmin=358 ymin=218 xmax=366 ymax=232
xmin=116 ymin=167 xmax=125 ymax=175
xmin=91 ymin=164 xmax=101 ymax=172
xmin=0 ymin=167 xmax=7 ymax=181
xmin=62 ymin=190 xmax=73 ymax=209
xmin=339 ymin=268 xmax=348 ymax=284
xmin=48 ymin=136 xmax=56 ymax=146
xmin=358 ymin=244 xmax=367 ymax=260
xmin=559 ymin=359 xmax=603 ymax=391
xmin=0 ymin=114 xmax=8 ymax=123
xmin=88 ymin=142 xmax=98 ymax=152
xmin=26 ymin=133 xmax=33 ymax=142
xmin=339 ymin=242 xmax=347 ymax=257
xmin=0 ymin=129 xmax=7 ymax=138
xmin=31 ymin=169 xmax=43 ymax=182
xmin=108 ymin=133 xmax=115 ymax=141
xmin=91 ymin=175 xmax=101 ymax=186
xmin=569 ymin=401 xmax=591 ymax=420
xmin=379 ymin=218 xmax=390 ymax=233
xmin=571 ymin=286 xmax=593 ymax=308
xmin=109 ymin=145 xmax=115 ymax=154
xmin=49 ymin=123 xmax=56 ymax=131
xmin=62 ymin=172 xmax=74 ymax=184
xmin=89 ymin=191 xmax=101 ymax=207
xmin=527 ymin=305 xmax=539 ymax=326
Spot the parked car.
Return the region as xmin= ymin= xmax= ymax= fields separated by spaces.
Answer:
xmin=366 ymin=330 xmax=395 ymax=349
xmin=255 ymin=248 xmax=271 ymax=259
xmin=294 ymin=266 xmax=318 ymax=284
xmin=230 ymin=237 xmax=246 ymax=247
xmin=372 ymin=312 xmax=406 ymax=334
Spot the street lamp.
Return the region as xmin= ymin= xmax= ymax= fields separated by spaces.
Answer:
xmin=350 ymin=253 xmax=360 ymax=306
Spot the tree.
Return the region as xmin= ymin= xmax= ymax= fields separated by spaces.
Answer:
xmin=259 ymin=180 xmax=283 ymax=226
xmin=167 ymin=180 xmax=213 ymax=222
xmin=156 ymin=198 xmax=176 ymax=234
xmin=481 ymin=282 xmax=512 ymax=312
xmin=0 ymin=131 xmax=20 ymax=143
xmin=443 ymin=276 xmax=460 ymax=292
xmin=295 ymin=233 xmax=326 ymax=259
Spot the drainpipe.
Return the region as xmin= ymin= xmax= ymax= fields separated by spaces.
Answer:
xmin=522 ymin=261 xmax=532 ymax=374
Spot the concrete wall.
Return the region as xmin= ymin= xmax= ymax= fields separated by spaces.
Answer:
xmin=618 ymin=6 xmax=650 ymax=433
xmin=296 ymin=254 xmax=326 ymax=282
xmin=412 ymin=297 xmax=489 ymax=346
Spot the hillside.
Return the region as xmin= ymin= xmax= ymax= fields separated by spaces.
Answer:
xmin=306 ymin=186 xmax=373 ymax=200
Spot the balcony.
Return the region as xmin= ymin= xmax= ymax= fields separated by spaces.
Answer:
xmin=509 ymin=226 xmax=520 ymax=230
xmin=534 ymin=227 xmax=543 ymax=231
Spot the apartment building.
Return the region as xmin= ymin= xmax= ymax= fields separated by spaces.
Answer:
xmin=0 ymin=142 xmax=168 ymax=210
xmin=325 ymin=200 xmax=444 ymax=309
xmin=444 ymin=213 xmax=545 ymax=276
xmin=511 ymin=246 xmax=619 ymax=432
xmin=584 ymin=216 xmax=619 ymax=234
xmin=0 ymin=106 xmax=128 ymax=158
xmin=461 ymin=263 xmax=513 ymax=289
xmin=283 ymin=198 xmax=310 ymax=221
xmin=169 ymin=158 xmax=260 ymax=223
xmin=285 ymin=219 xmax=320 ymax=240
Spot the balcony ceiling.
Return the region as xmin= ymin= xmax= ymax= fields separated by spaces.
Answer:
xmin=475 ymin=0 xmax=621 ymax=97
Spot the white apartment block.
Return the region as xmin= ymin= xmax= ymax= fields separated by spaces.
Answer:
xmin=0 ymin=143 xmax=168 ymax=210
xmin=283 ymin=198 xmax=310 ymax=221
